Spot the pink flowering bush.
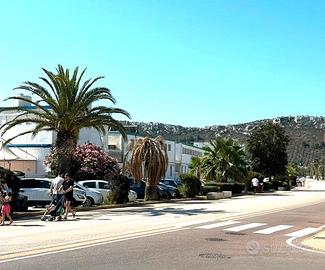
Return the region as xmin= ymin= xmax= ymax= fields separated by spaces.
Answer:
xmin=73 ymin=143 xmax=120 ymax=180
xmin=45 ymin=143 xmax=120 ymax=180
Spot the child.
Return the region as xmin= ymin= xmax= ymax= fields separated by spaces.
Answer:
xmin=1 ymin=191 xmax=13 ymax=225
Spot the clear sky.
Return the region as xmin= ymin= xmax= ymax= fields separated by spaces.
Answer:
xmin=1 ymin=0 xmax=325 ymax=127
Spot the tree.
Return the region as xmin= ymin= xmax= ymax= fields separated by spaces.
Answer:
xmin=287 ymin=163 xmax=298 ymax=178
xmin=0 ymin=65 xmax=130 ymax=174
xmin=247 ymin=122 xmax=289 ymax=178
xmin=189 ymin=156 xmax=202 ymax=178
xmin=128 ymin=136 xmax=168 ymax=201
xmin=310 ymin=158 xmax=325 ymax=180
xmin=201 ymin=137 xmax=248 ymax=182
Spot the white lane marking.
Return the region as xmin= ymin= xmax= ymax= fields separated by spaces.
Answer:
xmin=224 ymin=223 xmax=266 ymax=232
xmin=285 ymin=227 xmax=320 ymax=237
xmin=286 ymin=225 xmax=325 ymax=254
xmin=254 ymin=225 xmax=293 ymax=235
xmin=287 ymin=237 xmax=325 ymax=254
xmin=197 ymin=220 xmax=240 ymax=229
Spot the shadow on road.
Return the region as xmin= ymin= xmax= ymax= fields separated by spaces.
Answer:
xmin=109 ymin=207 xmax=227 ymax=217
xmin=10 ymin=224 xmax=45 ymax=227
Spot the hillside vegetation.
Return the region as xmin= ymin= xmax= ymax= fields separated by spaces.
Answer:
xmin=123 ymin=116 xmax=325 ymax=166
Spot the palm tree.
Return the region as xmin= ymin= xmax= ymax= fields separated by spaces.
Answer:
xmin=201 ymin=137 xmax=248 ymax=182
xmin=0 ymin=65 xmax=130 ymax=173
xmin=129 ymin=136 xmax=168 ymax=201
xmin=189 ymin=156 xmax=202 ymax=178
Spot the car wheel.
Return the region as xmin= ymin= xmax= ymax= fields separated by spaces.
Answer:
xmin=83 ymin=197 xmax=93 ymax=207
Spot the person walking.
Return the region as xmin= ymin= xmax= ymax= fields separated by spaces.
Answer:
xmin=50 ymin=172 xmax=65 ymax=218
xmin=251 ymin=177 xmax=259 ymax=195
xmin=61 ymin=173 xmax=76 ymax=219
xmin=1 ymin=191 xmax=13 ymax=225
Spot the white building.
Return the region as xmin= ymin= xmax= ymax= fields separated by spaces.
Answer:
xmin=107 ymin=131 xmax=204 ymax=180
xmin=0 ymin=97 xmax=204 ymax=178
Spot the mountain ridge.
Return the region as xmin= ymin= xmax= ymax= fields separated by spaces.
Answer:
xmin=123 ymin=115 xmax=325 ymax=166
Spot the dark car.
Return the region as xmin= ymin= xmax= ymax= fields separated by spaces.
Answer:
xmin=160 ymin=179 xmax=181 ymax=188
xmin=158 ymin=182 xmax=181 ymax=198
xmin=11 ymin=193 xmax=29 ymax=212
xmin=129 ymin=179 xmax=170 ymax=200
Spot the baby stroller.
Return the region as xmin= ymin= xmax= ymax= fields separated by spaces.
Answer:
xmin=41 ymin=196 xmax=65 ymax=221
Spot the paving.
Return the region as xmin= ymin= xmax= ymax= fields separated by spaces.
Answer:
xmin=9 ymin=178 xmax=325 ymax=254
xmin=295 ymin=179 xmax=325 ymax=253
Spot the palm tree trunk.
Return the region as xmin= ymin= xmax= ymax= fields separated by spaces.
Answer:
xmin=55 ymin=132 xmax=77 ymax=174
xmin=144 ymin=186 xmax=158 ymax=201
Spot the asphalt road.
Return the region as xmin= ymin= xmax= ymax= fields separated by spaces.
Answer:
xmin=2 ymin=183 xmax=325 ymax=270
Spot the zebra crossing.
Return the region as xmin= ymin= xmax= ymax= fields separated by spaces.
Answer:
xmin=179 ymin=220 xmax=323 ymax=238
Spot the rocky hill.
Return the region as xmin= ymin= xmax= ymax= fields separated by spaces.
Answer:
xmin=123 ymin=116 xmax=325 ymax=166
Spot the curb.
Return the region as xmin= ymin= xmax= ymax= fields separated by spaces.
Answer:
xmin=299 ymin=229 xmax=325 ymax=253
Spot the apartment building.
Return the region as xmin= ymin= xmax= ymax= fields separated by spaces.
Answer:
xmin=0 ymin=96 xmax=204 ymax=178
xmin=107 ymin=131 xmax=204 ymax=180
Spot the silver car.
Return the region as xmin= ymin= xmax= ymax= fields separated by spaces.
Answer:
xmin=74 ymin=182 xmax=104 ymax=207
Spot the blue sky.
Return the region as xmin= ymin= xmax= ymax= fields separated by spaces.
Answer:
xmin=1 ymin=0 xmax=325 ymax=127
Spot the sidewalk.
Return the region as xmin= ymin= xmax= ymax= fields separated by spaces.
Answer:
xmin=297 ymin=178 xmax=325 ymax=252
xmin=302 ymin=229 xmax=325 ymax=252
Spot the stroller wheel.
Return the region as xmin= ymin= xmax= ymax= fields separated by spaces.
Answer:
xmin=41 ymin=217 xmax=46 ymax=221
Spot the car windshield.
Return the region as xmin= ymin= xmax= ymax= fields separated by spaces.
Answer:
xmin=74 ymin=183 xmax=88 ymax=191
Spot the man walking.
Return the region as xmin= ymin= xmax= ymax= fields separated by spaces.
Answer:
xmin=251 ymin=177 xmax=259 ymax=195
xmin=50 ymin=172 xmax=64 ymax=216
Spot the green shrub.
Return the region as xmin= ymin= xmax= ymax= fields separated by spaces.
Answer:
xmin=272 ymin=176 xmax=291 ymax=190
xmin=107 ymin=174 xmax=130 ymax=204
xmin=0 ymin=167 xmax=20 ymax=194
xmin=179 ymin=173 xmax=201 ymax=198
xmin=215 ymin=182 xmax=246 ymax=194
xmin=201 ymin=185 xmax=220 ymax=195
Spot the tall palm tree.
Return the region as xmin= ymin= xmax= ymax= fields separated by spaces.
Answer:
xmin=201 ymin=137 xmax=248 ymax=182
xmin=129 ymin=136 xmax=168 ymax=201
xmin=0 ymin=65 xmax=130 ymax=173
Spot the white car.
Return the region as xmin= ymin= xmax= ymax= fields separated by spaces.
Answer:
xmin=73 ymin=182 xmax=104 ymax=207
xmin=20 ymin=178 xmax=86 ymax=206
xmin=79 ymin=180 xmax=137 ymax=202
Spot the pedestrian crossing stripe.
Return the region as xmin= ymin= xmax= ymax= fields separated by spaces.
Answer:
xmin=196 ymin=220 xmax=240 ymax=229
xmin=285 ymin=227 xmax=320 ymax=237
xmin=223 ymin=223 xmax=266 ymax=232
xmin=194 ymin=221 xmax=321 ymax=238
xmin=254 ymin=225 xmax=293 ymax=235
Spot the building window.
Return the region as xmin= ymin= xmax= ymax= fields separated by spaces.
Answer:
xmin=108 ymin=145 xmax=117 ymax=150
xmin=168 ymin=144 xmax=171 ymax=151
xmin=169 ymin=165 xmax=173 ymax=177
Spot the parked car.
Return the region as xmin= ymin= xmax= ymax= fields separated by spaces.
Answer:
xmin=160 ymin=179 xmax=181 ymax=188
xmin=11 ymin=193 xmax=29 ymax=212
xmin=78 ymin=180 xmax=137 ymax=202
xmin=19 ymin=178 xmax=86 ymax=207
xmin=128 ymin=179 xmax=170 ymax=200
xmin=158 ymin=182 xmax=181 ymax=198
xmin=74 ymin=182 xmax=104 ymax=207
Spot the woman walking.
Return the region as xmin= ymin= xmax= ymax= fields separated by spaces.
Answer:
xmin=61 ymin=173 xmax=76 ymax=219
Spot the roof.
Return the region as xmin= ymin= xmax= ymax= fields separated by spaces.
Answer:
xmin=0 ymin=142 xmax=37 ymax=161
